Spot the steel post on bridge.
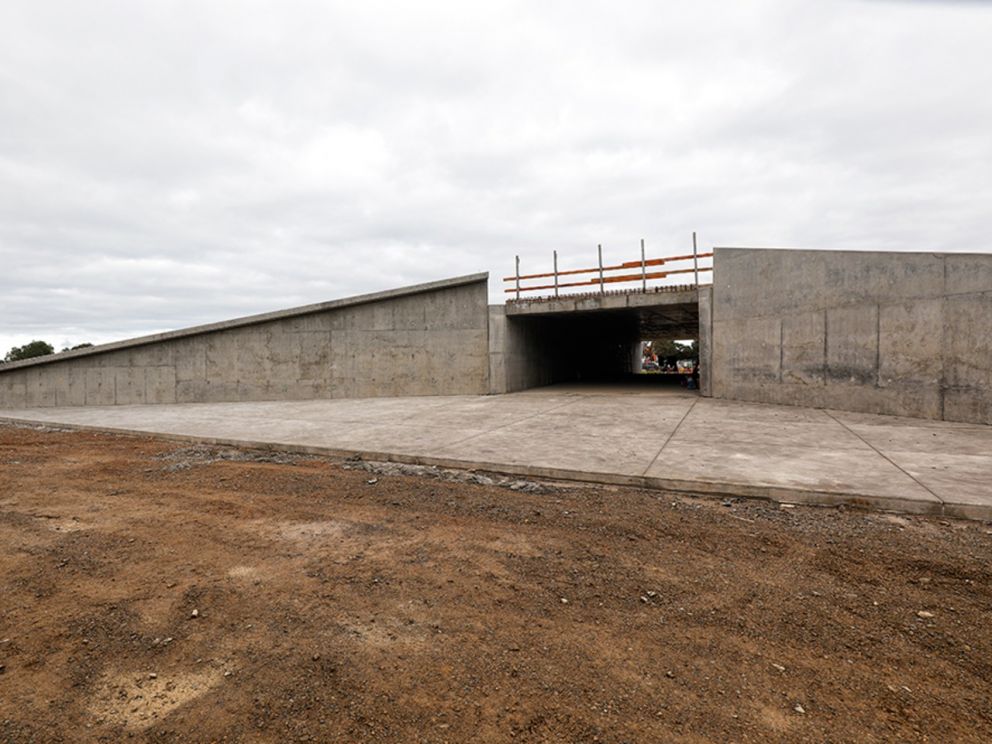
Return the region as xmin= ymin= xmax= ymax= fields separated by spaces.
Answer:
xmin=641 ymin=238 xmax=647 ymax=292
xmin=504 ymin=239 xmax=713 ymax=301
xmin=692 ymin=231 xmax=699 ymax=287
xmin=598 ymin=244 xmax=605 ymax=294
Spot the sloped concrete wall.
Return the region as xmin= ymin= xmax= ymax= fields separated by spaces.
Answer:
xmin=0 ymin=274 xmax=490 ymax=408
xmin=711 ymin=248 xmax=992 ymax=424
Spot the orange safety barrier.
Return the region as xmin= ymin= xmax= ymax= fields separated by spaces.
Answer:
xmin=504 ymin=241 xmax=713 ymax=299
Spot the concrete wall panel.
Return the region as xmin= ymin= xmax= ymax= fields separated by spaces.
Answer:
xmin=825 ymin=305 xmax=878 ymax=386
xmin=85 ymin=368 xmax=116 ymax=406
xmin=698 ymin=286 xmax=713 ymax=397
xmin=0 ymin=274 xmax=490 ymax=408
xmin=714 ymin=317 xmax=781 ymax=387
xmin=62 ymin=367 xmax=88 ymax=407
xmin=711 ymin=248 xmax=992 ymax=424
xmin=878 ymin=299 xmax=942 ymax=388
xmin=116 ymin=367 xmax=147 ymax=405
xmin=944 ymin=292 xmax=992 ymax=420
xmin=946 ymin=255 xmax=992 ymax=296
xmin=781 ymin=310 xmax=825 ymax=386
xmin=1 ymin=373 xmax=28 ymax=409
xmin=146 ymin=367 xmax=178 ymax=404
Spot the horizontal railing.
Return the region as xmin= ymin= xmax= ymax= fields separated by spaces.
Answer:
xmin=504 ymin=234 xmax=713 ymax=300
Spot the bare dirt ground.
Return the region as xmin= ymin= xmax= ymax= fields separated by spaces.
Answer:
xmin=1 ymin=423 xmax=991 ymax=743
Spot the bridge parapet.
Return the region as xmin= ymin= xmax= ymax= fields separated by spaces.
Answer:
xmin=504 ymin=235 xmax=713 ymax=302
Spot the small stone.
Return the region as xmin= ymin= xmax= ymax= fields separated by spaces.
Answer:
xmin=148 ymin=673 xmax=157 ymax=679
xmin=646 ymin=591 xmax=657 ymax=598
xmin=163 ymin=637 xmax=173 ymax=645
xmin=191 ymin=609 xmax=199 ymax=618
xmin=780 ymin=503 xmax=796 ymax=510
xmin=559 ymin=597 xmax=569 ymax=604
xmin=640 ymin=596 xmax=649 ymax=603
xmin=771 ymin=663 xmax=785 ymax=672
xmin=224 ymin=670 xmax=232 ymax=677
xmin=794 ymin=704 xmax=805 ymax=714
xmin=917 ymin=610 xmax=935 ymax=619
xmin=665 ymin=670 xmax=674 ymax=679
xmin=367 ymin=478 xmax=378 ymax=485
xmin=312 ymin=654 xmax=320 ymax=661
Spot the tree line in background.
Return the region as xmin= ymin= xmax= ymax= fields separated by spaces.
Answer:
xmin=2 ymin=341 xmax=93 ymax=364
xmin=644 ymin=339 xmax=697 ymax=359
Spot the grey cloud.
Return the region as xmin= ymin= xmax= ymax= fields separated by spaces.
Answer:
xmin=1 ymin=0 xmax=991 ymax=353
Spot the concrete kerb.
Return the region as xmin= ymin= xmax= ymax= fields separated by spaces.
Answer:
xmin=1 ymin=415 xmax=977 ymax=521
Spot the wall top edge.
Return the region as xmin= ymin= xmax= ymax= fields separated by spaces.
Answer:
xmin=0 ymin=272 xmax=490 ymax=374
xmin=713 ymin=246 xmax=992 ymax=258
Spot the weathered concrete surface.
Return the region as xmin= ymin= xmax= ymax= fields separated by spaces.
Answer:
xmin=711 ymin=248 xmax=992 ymax=425
xmin=487 ymin=307 xmax=558 ymax=394
xmin=505 ymin=286 xmax=698 ymax=318
xmin=0 ymin=274 xmax=490 ymax=407
xmin=3 ymin=385 xmax=990 ymax=519
xmin=698 ymin=286 xmax=713 ymax=397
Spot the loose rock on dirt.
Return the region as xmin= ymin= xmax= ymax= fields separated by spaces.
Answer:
xmin=1 ymin=424 xmax=991 ymax=742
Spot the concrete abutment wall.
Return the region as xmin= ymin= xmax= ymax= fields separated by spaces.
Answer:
xmin=710 ymin=248 xmax=992 ymax=425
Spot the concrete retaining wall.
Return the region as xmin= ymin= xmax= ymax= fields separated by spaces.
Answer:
xmin=698 ymin=285 xmax=713 ymax=397
xmin=487 ymin=307 xmax=557 ymax=394
xmin=0 ymin=274 xmax=490 ymax=408
xmin=710 ymin=248 xmax=992 ymax=424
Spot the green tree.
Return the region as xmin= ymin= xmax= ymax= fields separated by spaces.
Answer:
xmin=646 ymin=338 xmax=697 ymax=359
xmin=4 ymin=340 xmax=55 ymax=363
xmin=61 ymin=343 xmax=94 ymax=352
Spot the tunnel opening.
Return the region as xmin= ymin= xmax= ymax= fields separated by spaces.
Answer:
xmin=638 ymin=336 xmax=700 ymax=390
xmin=502 ymin=297 xmax=701 ymax=391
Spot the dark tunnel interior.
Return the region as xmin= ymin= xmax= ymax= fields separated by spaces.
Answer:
xmin=505 ymin=301 xmax=700 ymax=387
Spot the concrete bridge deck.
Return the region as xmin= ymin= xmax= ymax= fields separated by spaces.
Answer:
xmin=2 ymin=386 xmax=990 ymax=520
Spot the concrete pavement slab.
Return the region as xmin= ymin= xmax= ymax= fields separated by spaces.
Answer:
xmin=3 ymin=385 xmax=990 ymax=519
xmin=880 ymin=451 xmax=992 ymax=519
xmin=642 ymin=438 xmax=941 ymax=510
xmin=689 ymin=398 xmax=831 ymax=424
xmin=435 ymin=422 xmax=671 ymax=477
xmin=673 ymin=417 xmax=872 ymax=452
xmin=828 ymin=411 xmax=992 ymax=457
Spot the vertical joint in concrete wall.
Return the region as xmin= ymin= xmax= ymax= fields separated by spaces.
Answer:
xmin=875 ymin=303 xmax=881 ymax=387
xmin=939 ymin=255 xmax=948 ymax=420
xmin=822 ymin=308 xmax=829 ymax=385
xmin=779 ymin=320 xmax=784 ymax=383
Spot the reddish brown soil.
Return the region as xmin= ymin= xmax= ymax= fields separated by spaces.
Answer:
xmin=1 ymin=423 xmax=991 ymax=743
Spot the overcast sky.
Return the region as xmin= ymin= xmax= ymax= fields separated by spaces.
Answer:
xmin=2 ymin=0 xmax=991 ymax=352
